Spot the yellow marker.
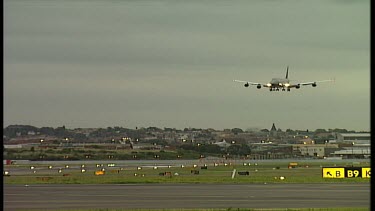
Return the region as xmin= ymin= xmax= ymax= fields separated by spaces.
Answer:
xmin=362 ymin=168 xmax=371 ymax=178
xmin=322 ymin=168 xmax=345 ymax=178
xmin=95 ymin=170 xmax=105 ymax=175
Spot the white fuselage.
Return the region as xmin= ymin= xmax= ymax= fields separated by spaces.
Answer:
xmin=269 ymin=78 xmax=290 ymax=88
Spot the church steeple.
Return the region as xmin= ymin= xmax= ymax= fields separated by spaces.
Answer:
xmin=270 ymin=123 xmax=277 ymax=132
xmin=270 ymin=123 xmax=277 ymax=136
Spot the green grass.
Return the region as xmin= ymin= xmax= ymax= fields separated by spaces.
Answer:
xmin=6 ymin=161 xmax=370 ymax=211
xmin=4 ymin=161 xmax=370 ymax=184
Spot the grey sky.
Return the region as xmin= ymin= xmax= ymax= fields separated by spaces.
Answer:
xmin=4 ymin=0 xmax=370 ymax=131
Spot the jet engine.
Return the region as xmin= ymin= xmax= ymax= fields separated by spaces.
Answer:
xmin=244 ymin=83 xmax=249 ymax=87
xmin=256 ymin=84 xmax=261 ymax=89
xmin=296 ymin=84 xmax=300 ymax=89
xmin=312 ymin=83 xmax=317 ymax=87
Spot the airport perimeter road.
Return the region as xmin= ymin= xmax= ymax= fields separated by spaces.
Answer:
xmin=4 ymin=183 xmax=370 ymax=210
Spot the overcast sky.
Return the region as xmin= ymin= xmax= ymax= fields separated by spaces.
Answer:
xmin=4 ymin=0 xmax=370 ymax=131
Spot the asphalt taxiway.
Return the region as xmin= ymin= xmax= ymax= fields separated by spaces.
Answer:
xmin=4 ymin=183 xmax=370 ymax=210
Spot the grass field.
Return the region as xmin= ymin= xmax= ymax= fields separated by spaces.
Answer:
xmin=4 ymin=160 xmax=370 ymax=211
xmin=4 ymin=160 xmax=370 ymax=184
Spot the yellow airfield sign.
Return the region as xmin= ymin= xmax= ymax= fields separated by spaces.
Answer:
xmin=362 ymin=168 xmax=371 ymax=178
xmin=322 ymin=168 xmax=345 ymax=178
xmin=322 ymin=167 xmax=370 ymax=178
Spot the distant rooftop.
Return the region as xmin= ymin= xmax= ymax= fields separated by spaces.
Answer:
xmin=340 ymin=133 xmax=370 ymax=137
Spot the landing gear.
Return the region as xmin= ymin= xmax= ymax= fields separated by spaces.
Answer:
xmin=270 ymin=87 xmax=290 ymax=92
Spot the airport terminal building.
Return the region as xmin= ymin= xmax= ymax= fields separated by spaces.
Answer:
xmin=330 ymin=133 xmax=370 ymax=158
xmin=291 ymin=133 xmax=370 ymax=159
xmin=334 ymin=133 xmax=370 ymax=145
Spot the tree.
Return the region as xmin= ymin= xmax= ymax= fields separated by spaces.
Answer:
xmin=231 ymin=128 xmax=243 ymax=134
xmin=226 ymin=144 xmax=251 ymax=156
xmin=328 ymin=128 xmax=348 ymax=133
xmin=3 ymin=125 xmax=38 ymax=138
xmin=198 ymin=144 xmax=222 ymax=154
xmin=55 ymin=126 xmax=68 ymax=137
xmin=39 ymin=127 xmax=55 ymax=135
xmin=314 ymin=129 xmax=327 ymax=133
xmin=147 ymin=127 xmax=162 ymax=132
xmin=285 ymin=129 xmax=295 ymax=134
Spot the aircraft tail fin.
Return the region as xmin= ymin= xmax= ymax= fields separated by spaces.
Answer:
xmin=286 ymin=66 xmax=289 ymax=79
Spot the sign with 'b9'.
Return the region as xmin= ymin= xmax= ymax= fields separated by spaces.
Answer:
xmin=322 ymin=167 xmax=370 ymax=178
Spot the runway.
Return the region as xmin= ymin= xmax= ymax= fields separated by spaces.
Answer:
xmin=4 ymin=183 xmax=370 ymax=210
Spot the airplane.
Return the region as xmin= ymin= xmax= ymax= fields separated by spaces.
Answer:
xmin=233 ymin=66 xmax=334 ymax=91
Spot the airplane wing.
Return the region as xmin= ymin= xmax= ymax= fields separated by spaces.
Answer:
xmin=299 ymin=79 xmax=334 ymax=86
xmin=233 ymin=80 xmax=267 ymax=88
xmin=233 ymin=80 xmax=262 ymax=85
xmin=289 ymin=79 xmax=335 ymax=88
xmin=233 ymin=80 xmax=260 ymax=85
